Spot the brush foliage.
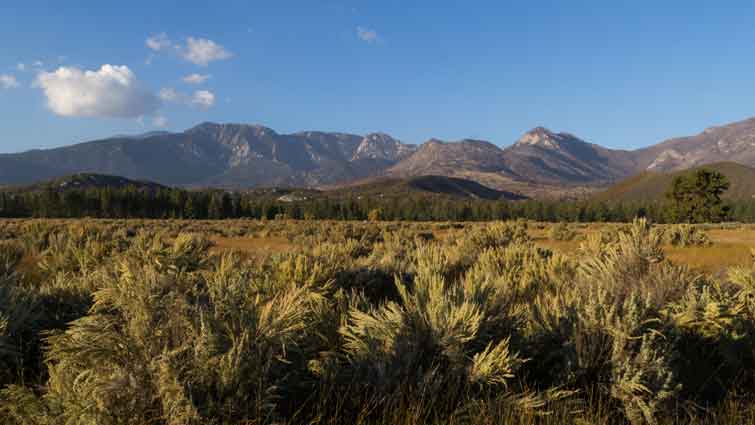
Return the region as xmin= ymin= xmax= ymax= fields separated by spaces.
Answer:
xmin=0 ymin=219 xmax=754 ymax=424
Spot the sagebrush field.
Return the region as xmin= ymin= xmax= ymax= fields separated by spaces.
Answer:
xmin=1 ymin=219 xmax=755 ymax=424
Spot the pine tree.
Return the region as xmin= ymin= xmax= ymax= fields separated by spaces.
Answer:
xmin=666 ymin=169 xmax=730 ymax=223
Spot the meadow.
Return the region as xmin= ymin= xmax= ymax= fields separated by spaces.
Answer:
xmin=1 ymin=218 xmax=754 ymax=424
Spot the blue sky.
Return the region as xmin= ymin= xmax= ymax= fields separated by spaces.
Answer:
xmin=2 ymin=1 xmax=755 ymax=153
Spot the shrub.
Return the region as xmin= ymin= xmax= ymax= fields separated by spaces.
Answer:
xmin=0 ymin=242 xmax=23 ymax=277
xmin=548 ymin=222 xmax=577 ymax=241
xmin=0 ymin=276 xmax=41 ymax=388
xmin=528 ymin=219 xmax=680 ymax=424
xmin=1 ymin=218 xmax=755 ymax=424
xmin=664 ymin=224 xmax=712 ymax=247
xmin=336 ymin=243 xmax=550 ymax=416
xmin=367 ymin=208 xmax=383 ymax=222
xmin=456 ymin=221 xmax=530 ymax=264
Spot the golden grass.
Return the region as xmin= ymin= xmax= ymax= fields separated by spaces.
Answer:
xmin=531 ymin=225 xmax=755 ymax=275
xmin=665 ymin=243 xmax=754 ymax=274
xmin=206 ymin=225 xmax=755 ymax=275
xmin=211 ymin=236 xmax=294 ymax=256
xmin=661 ymin=227 xmax=755 ymax=274
xmin=11 ymin=218 xmax=744 ymax=276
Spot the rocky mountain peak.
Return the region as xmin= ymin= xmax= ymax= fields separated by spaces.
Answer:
xmin=352 ymin=133 xmax=415 ymax=161
xmin=423 ymin=138 xmax=446 ymax=147
xmin=515 ymin=127 xmax=567 ymax=149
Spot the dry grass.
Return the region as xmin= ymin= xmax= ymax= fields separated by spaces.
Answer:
xmin=665 ymin=243 xmax=754 ymax=275
xmin=528 ymin=225 xmax=755 ymax=275
xmin=211 ymin=236 xmax=294 ymax=256
xmin=202 ymin=224 xmax=755 ymax=276
xmin=662 ymin=226 xmax=755 ymax=274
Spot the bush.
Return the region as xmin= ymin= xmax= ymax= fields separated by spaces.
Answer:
xmin=664 ymin=224 xmax=712 ymax=247
xmin=456 ymin=221 xmax=530 ymax=264
xmin=0 ymin=218 xmax=755 ymax=424
xmin=0 ymin=242 xmax=23 ymax=277
xmin=367 ymin=208 xmax=383 ymax=222
xmin=548 ymin=222 xmax=577 ymax=241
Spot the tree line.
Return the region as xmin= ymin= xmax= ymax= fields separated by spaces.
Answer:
xmin=0 ymin=187 xmax=751 ymax=223
xmin=0 ymin=168 xmax=744 ymax=222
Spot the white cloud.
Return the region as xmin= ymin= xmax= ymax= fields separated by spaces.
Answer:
xmin=145 ymin=34 xmax=233 ymax=66
xmin=159 ymin=87 xmax=181 ymax=102
xmin=0 ymin=74 xmax=19 ymax=89
xmin=146 ymin=33 xmax=173 ymax=51
xmin=356 ymin=26 xmax=379 ymax=44
xmin=33 ymin=61 xmax=43 ymax=68
xmin=191 ymin=90 xmax=215 ymax=109
xmin=183 ymin=37 xmax=232 ymax=66
xmin=34 ymin=65 xmax=160 ymax=118
xmin=160 ymin=87 xmax=215 ymax=109
xmin=153 ymin=115 xmax=168 ymax=128
xmin=16 ymin=63 xmax=26 ymax=71
xmin=182 ymin=73 xmax=211 ymax=84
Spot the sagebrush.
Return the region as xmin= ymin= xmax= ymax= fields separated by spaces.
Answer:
xmin=0 ymin=219 xmax=753 ymax=424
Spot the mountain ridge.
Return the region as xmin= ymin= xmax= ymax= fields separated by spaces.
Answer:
xmin=4 ymin=115 xmax=755 ymax=198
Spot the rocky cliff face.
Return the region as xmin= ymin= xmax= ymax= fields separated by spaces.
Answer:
xmin=352 ymin=133 xmax=416 ymax=162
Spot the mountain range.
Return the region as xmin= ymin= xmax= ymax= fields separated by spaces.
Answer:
xmin=3 ymin=116 xmax=755 ymax=198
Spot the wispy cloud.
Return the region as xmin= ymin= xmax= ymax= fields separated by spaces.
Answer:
xmin=356 ymin=26 xmax=379 ymax=44
xmin=183 ymin=37 xmax=232 ymax=66
xmin=191 ymin=90 xmax=215 ymax=108
xmin=146 ymin=33 xmax=232 ymax=66
xmin=0 ymin=74 xmax=20 ymax=89
xmin=146 ymin=33 xmax=173 ymax=51
xmin=182 ymin=73 xmax=211 ymax=84
xmin=34 ymin=65 xmax=160 ymax=118
xmin=158 ymin=87 xmax=181 ymax=102
xmin=160 ymin=87 xmax=216 ymax=109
